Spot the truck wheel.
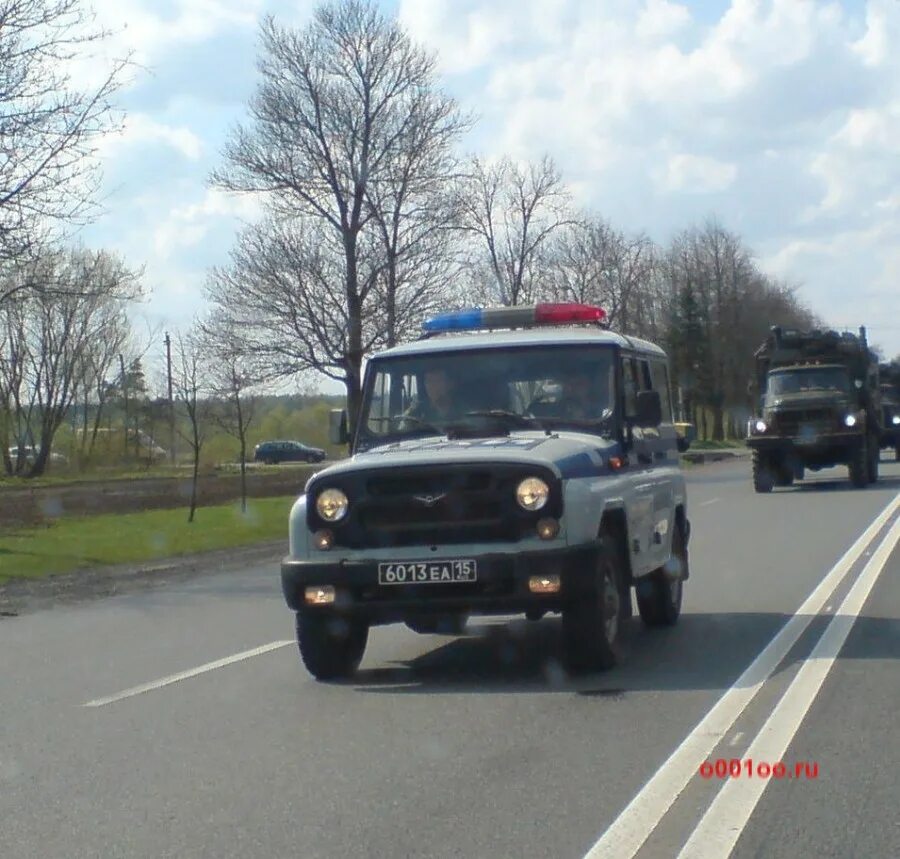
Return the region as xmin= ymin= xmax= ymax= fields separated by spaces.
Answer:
xmin=867 ymin=435 xmax=879 ymax=483
xmin=775 ymin=464 xmax=793 ymax=488
xmin=562 ymin=529 xmax=624 ymax=673
xmin=296 ymin=612 xmax=368 ymax=681
xmin=636 ymin=523 xmax=686 ymax=627
xmin=848 ymin=440 xmax=868 ymax=488
xmin=752 ymin=451 xmax=775 ymax=493
xmin=896 ymin=444 xmax=900 ymax=462
xmin=405 ymin=614 xmax=468 ymax=635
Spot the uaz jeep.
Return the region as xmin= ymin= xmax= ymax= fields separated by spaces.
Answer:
xmin=281 ymin=303 xmax=691 ymax=680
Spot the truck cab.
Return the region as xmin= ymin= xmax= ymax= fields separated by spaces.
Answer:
xmin=746 ymin=326 xmax=881 ymax=491
xmin=281 ymin=303 xmax=691 ymax=680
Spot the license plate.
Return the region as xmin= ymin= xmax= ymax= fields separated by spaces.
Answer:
xmin=378 ymin=560 xmax=477 ymax=585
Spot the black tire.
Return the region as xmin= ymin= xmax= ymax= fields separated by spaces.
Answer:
xmin=895 ymin=444 xmax=900 ymax=462
xmin=636 ymin=524 xmax=686 ymax=627
xmin=848 ymin=440 xmax=868 ymax=488
xmin=296 ymin=612 xmax=368 ymax=681
xmin=562 ymin=529 xmax=624 ymax=673
xmin=752 ymin=451 xmax=775 ymax=493
xmin=867 ymin=435 xmax=879 ymax=484
xmin=405 ymin=614 xmax=468 ymax=635
xmin=774 ymin=464 xmax=793 ymax=488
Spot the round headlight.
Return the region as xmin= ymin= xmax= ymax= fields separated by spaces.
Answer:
xmin=893 ymin=415 xmax=900 ymax=426
xmin=843 ymin=414 xmax=857 ymax=428
xmin=754 ymin=420 xmax=767 ymax=433
xmin=316 ymin=488 xmax=348 ymax=522
xmin=516 ymin=477 xmax=549 ymax=511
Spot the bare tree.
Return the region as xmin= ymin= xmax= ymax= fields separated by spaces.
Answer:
xmin=0 ymin=248 xmax=141 ymax=476
xmin=0 ymin=0 xmax=129 ymax=275
xmin=200 ymin=315 xmax=262 ymax=513
xmin=461 ymin=154 xmax=572 ymax=306
xmin=211 ymin=0 xmax=467 ymax=431
xmin=172 ymin=328 xmax=211 ymax=522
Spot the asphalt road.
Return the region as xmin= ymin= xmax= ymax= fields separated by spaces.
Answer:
xmin=2 ymin=456 xmax=900 ymax=859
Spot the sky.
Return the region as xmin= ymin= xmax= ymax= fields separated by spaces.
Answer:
xmin=77 ymin=0 xmax=900 ymax=387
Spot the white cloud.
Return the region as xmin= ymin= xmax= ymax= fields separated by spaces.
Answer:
xmin=662 ymin=154 xmax=737 ymax=193
xmin=636 ymin=0 xmax=691 ymax=41
xmin=152 ymin=188 xmax=263 ymax=259
xmin=98 ymin=114 xmax=204 ymax=160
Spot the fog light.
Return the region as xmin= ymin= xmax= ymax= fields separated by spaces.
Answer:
xmin=313 ymin=530 xmax=334 ymax=550
xmin=536 ymin=518 xmax=559 ymax=540
xmin=304 ymin=585 xmax=336 ymax=605
xmin=529 ymin=575 xmax=561 ymax=594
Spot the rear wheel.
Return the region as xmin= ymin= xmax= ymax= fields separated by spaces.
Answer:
xmin=636 ymin=524 xmax=686 ymax=627
xmin=296 ymin=612 xmax=368 ymax=681
xmin=752 ymin=451 xmax=775 ymax=493
xmin=562 ymin=529 xmax=624 ymax=672
xmin=848 ymin=439 xmax=868 ymax=488
xmin=405 ymin=614 xmax=468 ymax=635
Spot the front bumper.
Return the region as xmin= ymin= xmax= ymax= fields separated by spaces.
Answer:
xmin=281 ymin=544 xmax=601 ymax=622
xmin=746 ymin=431 xmax=863 ymax=454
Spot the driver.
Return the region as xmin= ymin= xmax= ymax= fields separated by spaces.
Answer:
xmin=403 ymin=368 xmax=462 ymax=424
xmin=556 ymin=371 xmax=599 ymax=420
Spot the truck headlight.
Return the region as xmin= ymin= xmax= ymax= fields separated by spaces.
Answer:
xmin=754 ymin=419 xmax=767 ymax=433
xmin=316 ymin=488 xmax=348 ymax=521
xmin=843 ymin=414 xmax=857 ymax=428
xmin=893 ymin=415 xmax=900 ymax=426
xmin=516 ymin=477 xmax=549 ymax=511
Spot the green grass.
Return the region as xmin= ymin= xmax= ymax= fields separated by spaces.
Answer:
xmin=0 ymin=495 xmax=296 ymax=583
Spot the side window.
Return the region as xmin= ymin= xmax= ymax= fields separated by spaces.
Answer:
xmin=649 ymin=361 xmax=674 ymax=424
xmin=622 ymin=356 xmax=639 ymax=416
xmin=636 ymin=359 xmax=652 ymax=392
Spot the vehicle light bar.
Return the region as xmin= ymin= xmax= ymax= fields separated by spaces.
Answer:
xmin=422 ymin=303 xmax=607 ymax=334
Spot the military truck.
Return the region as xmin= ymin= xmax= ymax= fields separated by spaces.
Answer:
xmin=280 ymin=302 xmax=691 ymax=680
xmin=879 ymin=361 xmax=900 ymax=461
xmin=746 ymin=325 xmax=881 ymax=492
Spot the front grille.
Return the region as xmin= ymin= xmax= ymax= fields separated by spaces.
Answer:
xmin=308 ymin=464 xmax=561 ymax=549
xmin=771 ymin=408 xmax=837 ymax=436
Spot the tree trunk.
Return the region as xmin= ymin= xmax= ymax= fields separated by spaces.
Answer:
xmin=239 ymin=430 xmax=247 ymax=515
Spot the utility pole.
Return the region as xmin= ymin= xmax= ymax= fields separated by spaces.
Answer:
xmin=119 ymin=353 xmax=128 ymax=458
xmin=165 ymin=332 xmax=175 ymax=465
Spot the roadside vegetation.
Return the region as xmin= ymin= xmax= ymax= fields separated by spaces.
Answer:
xmin=0 ymin=496 xmax=295 ymax=583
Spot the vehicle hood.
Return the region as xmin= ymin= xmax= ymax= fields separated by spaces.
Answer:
xmin=306 ymin=432 xmax=621 ymax=485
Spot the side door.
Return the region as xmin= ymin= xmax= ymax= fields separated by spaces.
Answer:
xmin=643 ymin=357 xmax=679 ymax=569
xmin=620 ymin=353 xmax=656 ymax=576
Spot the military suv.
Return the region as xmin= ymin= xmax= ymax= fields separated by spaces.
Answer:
xmin=281 ymin=303 xmax=691 ymax=680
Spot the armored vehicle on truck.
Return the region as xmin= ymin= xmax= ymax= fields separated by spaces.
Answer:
xmin=746 ymin=325 xmax=881 ymax=491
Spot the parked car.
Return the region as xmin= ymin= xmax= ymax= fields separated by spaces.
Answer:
xmin=7 ymin=445 xmax=68 ymax=466
xmin=254 ymin=440 xmax=326 ymax=464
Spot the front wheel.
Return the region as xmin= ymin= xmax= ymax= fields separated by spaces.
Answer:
xmin=867 ymin=434 xmax=879 ymax=484
xmin=296 ymin=612 xmax=368 ymax=680
xmin=848 ymin=440 xmax=868 ymax=488
xmin=752 ymin=451 xmax=775 ymax=493
xmin=562 ymin=530 xmax=624 ymax=673
xmin=895 ymin=444 xmax=900 ymax=463
xmin=636 ymin=524 xmax=686 ymax=627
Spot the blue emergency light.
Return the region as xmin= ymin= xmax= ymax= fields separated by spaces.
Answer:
xmin=422 ymin=303 xmax=607 ymax=334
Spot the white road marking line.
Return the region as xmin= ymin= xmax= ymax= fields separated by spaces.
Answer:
xmin=82 ymin=640 xmax=294 ymax=708
xmin=728 ymin=732 xmax=744 ymax=747
xmin=698 ymin=498 xmax=721 ymax=507
xmin=582 ymin=491 xmax=900 ymax=859
xmin=678 ymin=513 xmax=900 ymax=858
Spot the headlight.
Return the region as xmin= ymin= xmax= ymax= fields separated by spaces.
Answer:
xmin=754 ymin=419 xmax=767 ymax=433
xmin=893 ymin=415 xmax=900 ymax=426
xmin=516 ymin=477 xmax=549 ymax=511
xmin=843 ymin=414 xmax=857 ymax=428
xmin=316 ymin=488 xmax=348 ymax=521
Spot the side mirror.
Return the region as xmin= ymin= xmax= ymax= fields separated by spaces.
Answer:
xmin=329 ymin=409 xmax=349 ymax=445
xmin=635 ymin=390 xmax=662 ymax=428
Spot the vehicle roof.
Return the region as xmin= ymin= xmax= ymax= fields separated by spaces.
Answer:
xmin=375 ymin=327 xmax=666 ymax=359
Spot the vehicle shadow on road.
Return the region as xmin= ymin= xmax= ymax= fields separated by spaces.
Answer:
xmin=787 ymin=474 xmax=900 ymax=492
xmin=351 ymin=611 xmax=900 ymax=695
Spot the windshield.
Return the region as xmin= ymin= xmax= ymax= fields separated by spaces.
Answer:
xmin=358 ymin=345 xmax=617 ymax=444
xmin=765 ymin=366 xmax=850 ymax=402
